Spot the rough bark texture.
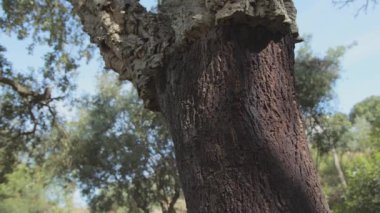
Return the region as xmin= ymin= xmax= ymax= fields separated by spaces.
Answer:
xmin=158 ymin=0 xmax=299 ymax=43
xmin=71 ymin=0 xmax=330 ymax=212
xmin=156 ymin=26 xmax=329 ymax=212
xmin=71 ymin=0 xmax=174 ymax=110
xmin=70 ymin=0 xmax=300 ymax=110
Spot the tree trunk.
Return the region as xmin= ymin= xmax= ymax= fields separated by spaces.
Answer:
xmin=156 ymin=26 xmax=330 ymax=212
xmin=332 ymin=147 xmax=347 ymax=188
xmin=70 ymin=0 xmax=330 ymax=211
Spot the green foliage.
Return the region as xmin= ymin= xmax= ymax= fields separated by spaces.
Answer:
xmin=313 ymin=152 xmax=345 ymax=206
xmin=294 ymin=36 xmax=346 ymax=137
xmin=310 ymin=104 xmax=380 ymax=212
xmin=336 ymin=153 xmax=380 ymax=213
xmin=0 ymin=0 xmax=94 ymax=66
xmin=350 ymin=96 xmax=380 ymax=126
xmin=0 ymin=0 xmax=92 ymax=106
xmin=1 ymin=1 xmax=182 ymax=209
xmin=0 ymin=164 xmax=75 ymax=213
xmin=342 ymin=116 xmax=372 ymax=152
xmin=350 ymin=96 xmax=380 ymax=149
xmin=0 ymin=45 xmax=30 ymax=182
xmin=311 ymin=113 xmax=352 ymax=154
xmin=309 ymin=114 xmax=352 ymax=208
xmin=295 ymin=36 xmax=343 ymax=114
xmin=57 ymin=73 xmax=180 ymax=212
xmin=0 ymin=0 xmax=94 ymax=135
xmin=0 ymin=0 xmax=93 ymax=181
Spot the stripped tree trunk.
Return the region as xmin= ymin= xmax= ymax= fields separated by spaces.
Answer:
xmin=157 ymin=26 xmax=329 ymax=212
xmin=71 ymin=0 xmax=330 ymax=212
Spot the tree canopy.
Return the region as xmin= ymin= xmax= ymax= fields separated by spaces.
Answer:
xmin=60 ymin=74 xmax=180 ymax=212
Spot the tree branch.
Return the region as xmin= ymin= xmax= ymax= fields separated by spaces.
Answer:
xmin=0 ymin=76 xmax=52 ymax=104
xmin=167 ymin=188 xmax=180 ymax=213
xmin=0 ymin=75 xmax=59 ymax=135
xmin=0 ymin=76 xmax=38 ymax=98
xmin=333 ymin=0 xmax=377 ymax=15
xmin=70 ymin=0 xmax=174 ymax=110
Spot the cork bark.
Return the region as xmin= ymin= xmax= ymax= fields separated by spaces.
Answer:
xmin=70 ymin=0 xmax=330 ymax=212
xmin=157 ymin=26 xmax=329 ymax=212
xmin=70 ymin=0 xmax=300 ymax=110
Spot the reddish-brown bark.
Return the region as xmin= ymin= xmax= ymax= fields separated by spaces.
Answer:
xmin=70 ymin=1 xmax=330 ymax=211
xmin=156 ymin=26 xmax=330 ymax=212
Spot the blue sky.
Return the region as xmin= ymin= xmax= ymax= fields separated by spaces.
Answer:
xmin=294 ymin=0 xmax=380 ymax=113
xmin=1 ymin=0 xmax=379 ymax=115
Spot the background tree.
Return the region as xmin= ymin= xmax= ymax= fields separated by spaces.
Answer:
xmin=55 ymin=74 xmax=181 ymax=213
xmin=350 ymin=96 xmax=380 ymax=149
xmin=341 ymin=152 xmax=380 ymax=213
xmin=294 ymin=36 xmax=347 ymax=138
xmin=0 ymin=163 xmax=75 ymax=213
xmin=312 ymin=113 xmax=351 ymax=184
xmin=0 ymin=0 xmax=93 ymax=134
xmin=0 ymin=0 xmax=94 ymax=182
xmin=0 ymin=45 xmax=59 ymax=182
xmin=310 ymin=101 xmax=380 ymax=212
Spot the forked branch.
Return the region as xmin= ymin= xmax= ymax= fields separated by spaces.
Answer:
xmin=0 ymin=75 xmax=59 ymax=135
xmin=333 ymin=0 xmax=378 ymax=15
